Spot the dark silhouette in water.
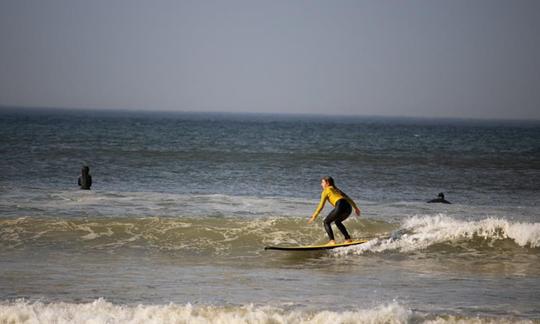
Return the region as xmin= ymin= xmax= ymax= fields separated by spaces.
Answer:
xmin=428 ymin=192 xmax=451 ymax=204
xmin=78 ymin=166 xmax=92 ymax=190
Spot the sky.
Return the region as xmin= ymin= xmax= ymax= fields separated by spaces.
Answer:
xmin=1 ymin=0 xmax=539 ymax=120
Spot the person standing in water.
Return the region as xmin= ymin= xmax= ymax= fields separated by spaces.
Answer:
xmin=308 ymin=176 xmax=361 ymax=245
xmin=78 ymin=166 xmax=92 ymax=190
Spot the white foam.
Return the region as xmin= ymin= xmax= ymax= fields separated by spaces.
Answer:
xmin=336 ymin=215 xmax=540 ymax=256
xmin=0 ymin=299 xmax=532 ymax=324
xmin=0 ymin=299 xmax=414 ymax=324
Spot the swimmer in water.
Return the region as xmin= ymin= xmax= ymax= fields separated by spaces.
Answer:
xmin=427 ymin=192 xmax=451 ymax=204
xmin=308 ymin=176 xmax=361 ymax=245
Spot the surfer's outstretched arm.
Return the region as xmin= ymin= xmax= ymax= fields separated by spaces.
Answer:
xmin=308 ymin=191 xmax=327 ymax=224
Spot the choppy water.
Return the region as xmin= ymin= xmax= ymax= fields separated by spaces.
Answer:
xmin=1 ymin=108 xmax=539 ymax=323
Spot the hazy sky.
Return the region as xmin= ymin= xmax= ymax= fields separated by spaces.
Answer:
xmin=1 ymin=0 xmax=539 ymax=119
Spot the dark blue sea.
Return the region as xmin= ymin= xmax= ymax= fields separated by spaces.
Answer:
xmin=1 ymin=107 xmax=539 ymax=323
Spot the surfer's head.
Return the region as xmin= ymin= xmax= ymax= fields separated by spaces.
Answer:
xmin=438 ymin=192 xmax=445 ymax=199
xmin=321 ymin=176 xmax=335 ymax=189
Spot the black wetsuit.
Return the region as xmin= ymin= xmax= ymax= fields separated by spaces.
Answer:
xmin=427 ymin=192 xmax=451 ymax=204
xmin=427 ymin=198 xmax=451 ymax=204
xmin=323 ymin=199 xmax=352 ymax=241
xmin=78 ymin=167 xmax=92 ymax=190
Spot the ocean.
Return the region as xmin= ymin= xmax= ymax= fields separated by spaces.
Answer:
xmin=0 ymin=107 xmax=539 ymax=323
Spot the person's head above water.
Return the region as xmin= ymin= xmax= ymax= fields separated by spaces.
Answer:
xmin=427 ymin=192 xmax=450 ymax=204
xmin=321 ymin=176 xmax=335 ymax=189
xmin=81 ymin=166 xmax=90 ymax=174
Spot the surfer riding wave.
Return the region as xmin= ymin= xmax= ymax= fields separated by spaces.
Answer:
xmin=308 ymin=176 xmax=361 ymax=245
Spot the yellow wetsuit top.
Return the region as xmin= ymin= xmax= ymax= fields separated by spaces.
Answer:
xmin=312 ymin=186 xmax=358 ymax=218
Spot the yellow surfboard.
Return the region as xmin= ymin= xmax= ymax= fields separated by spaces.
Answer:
xmin=264 ymin=239 xmax=368 ymax=251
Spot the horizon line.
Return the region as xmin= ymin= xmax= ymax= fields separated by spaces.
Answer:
xmin=1 ymin=104 xmax=539 ymax=123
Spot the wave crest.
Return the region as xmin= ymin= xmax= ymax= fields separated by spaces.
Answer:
xmin=337 ymin=215 xmax=540 ymax=256
xmin=2 ymin=215 xmax=538 ymax=255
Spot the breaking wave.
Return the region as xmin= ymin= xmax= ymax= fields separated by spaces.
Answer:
xmin=0 ymin=299 xmax=533 ymax=324
xmin=334 ymin=214 xmax=540 ymax=256
xmin=1 ymin=214 xmax=538 ymax=255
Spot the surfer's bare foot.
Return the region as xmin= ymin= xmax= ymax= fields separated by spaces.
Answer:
xmin=327 ymin=240 xmax=336 ymax=245
xmin=344 ymin=239 xmax=353 ymax=243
